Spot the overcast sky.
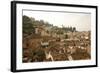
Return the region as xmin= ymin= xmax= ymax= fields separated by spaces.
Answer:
xmin=23 ymin=10 xmax=91 ymax=31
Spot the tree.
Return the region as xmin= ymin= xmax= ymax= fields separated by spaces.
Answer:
xmin=65 ymin=34 xmax=68 ymax=39
xmin=40 ymin=20 xmax=45 ymax=25
xmin=23 ymin=15 xmax=34 ymax=34
xmin=72 ymin=27 xmax=76 ymax=32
